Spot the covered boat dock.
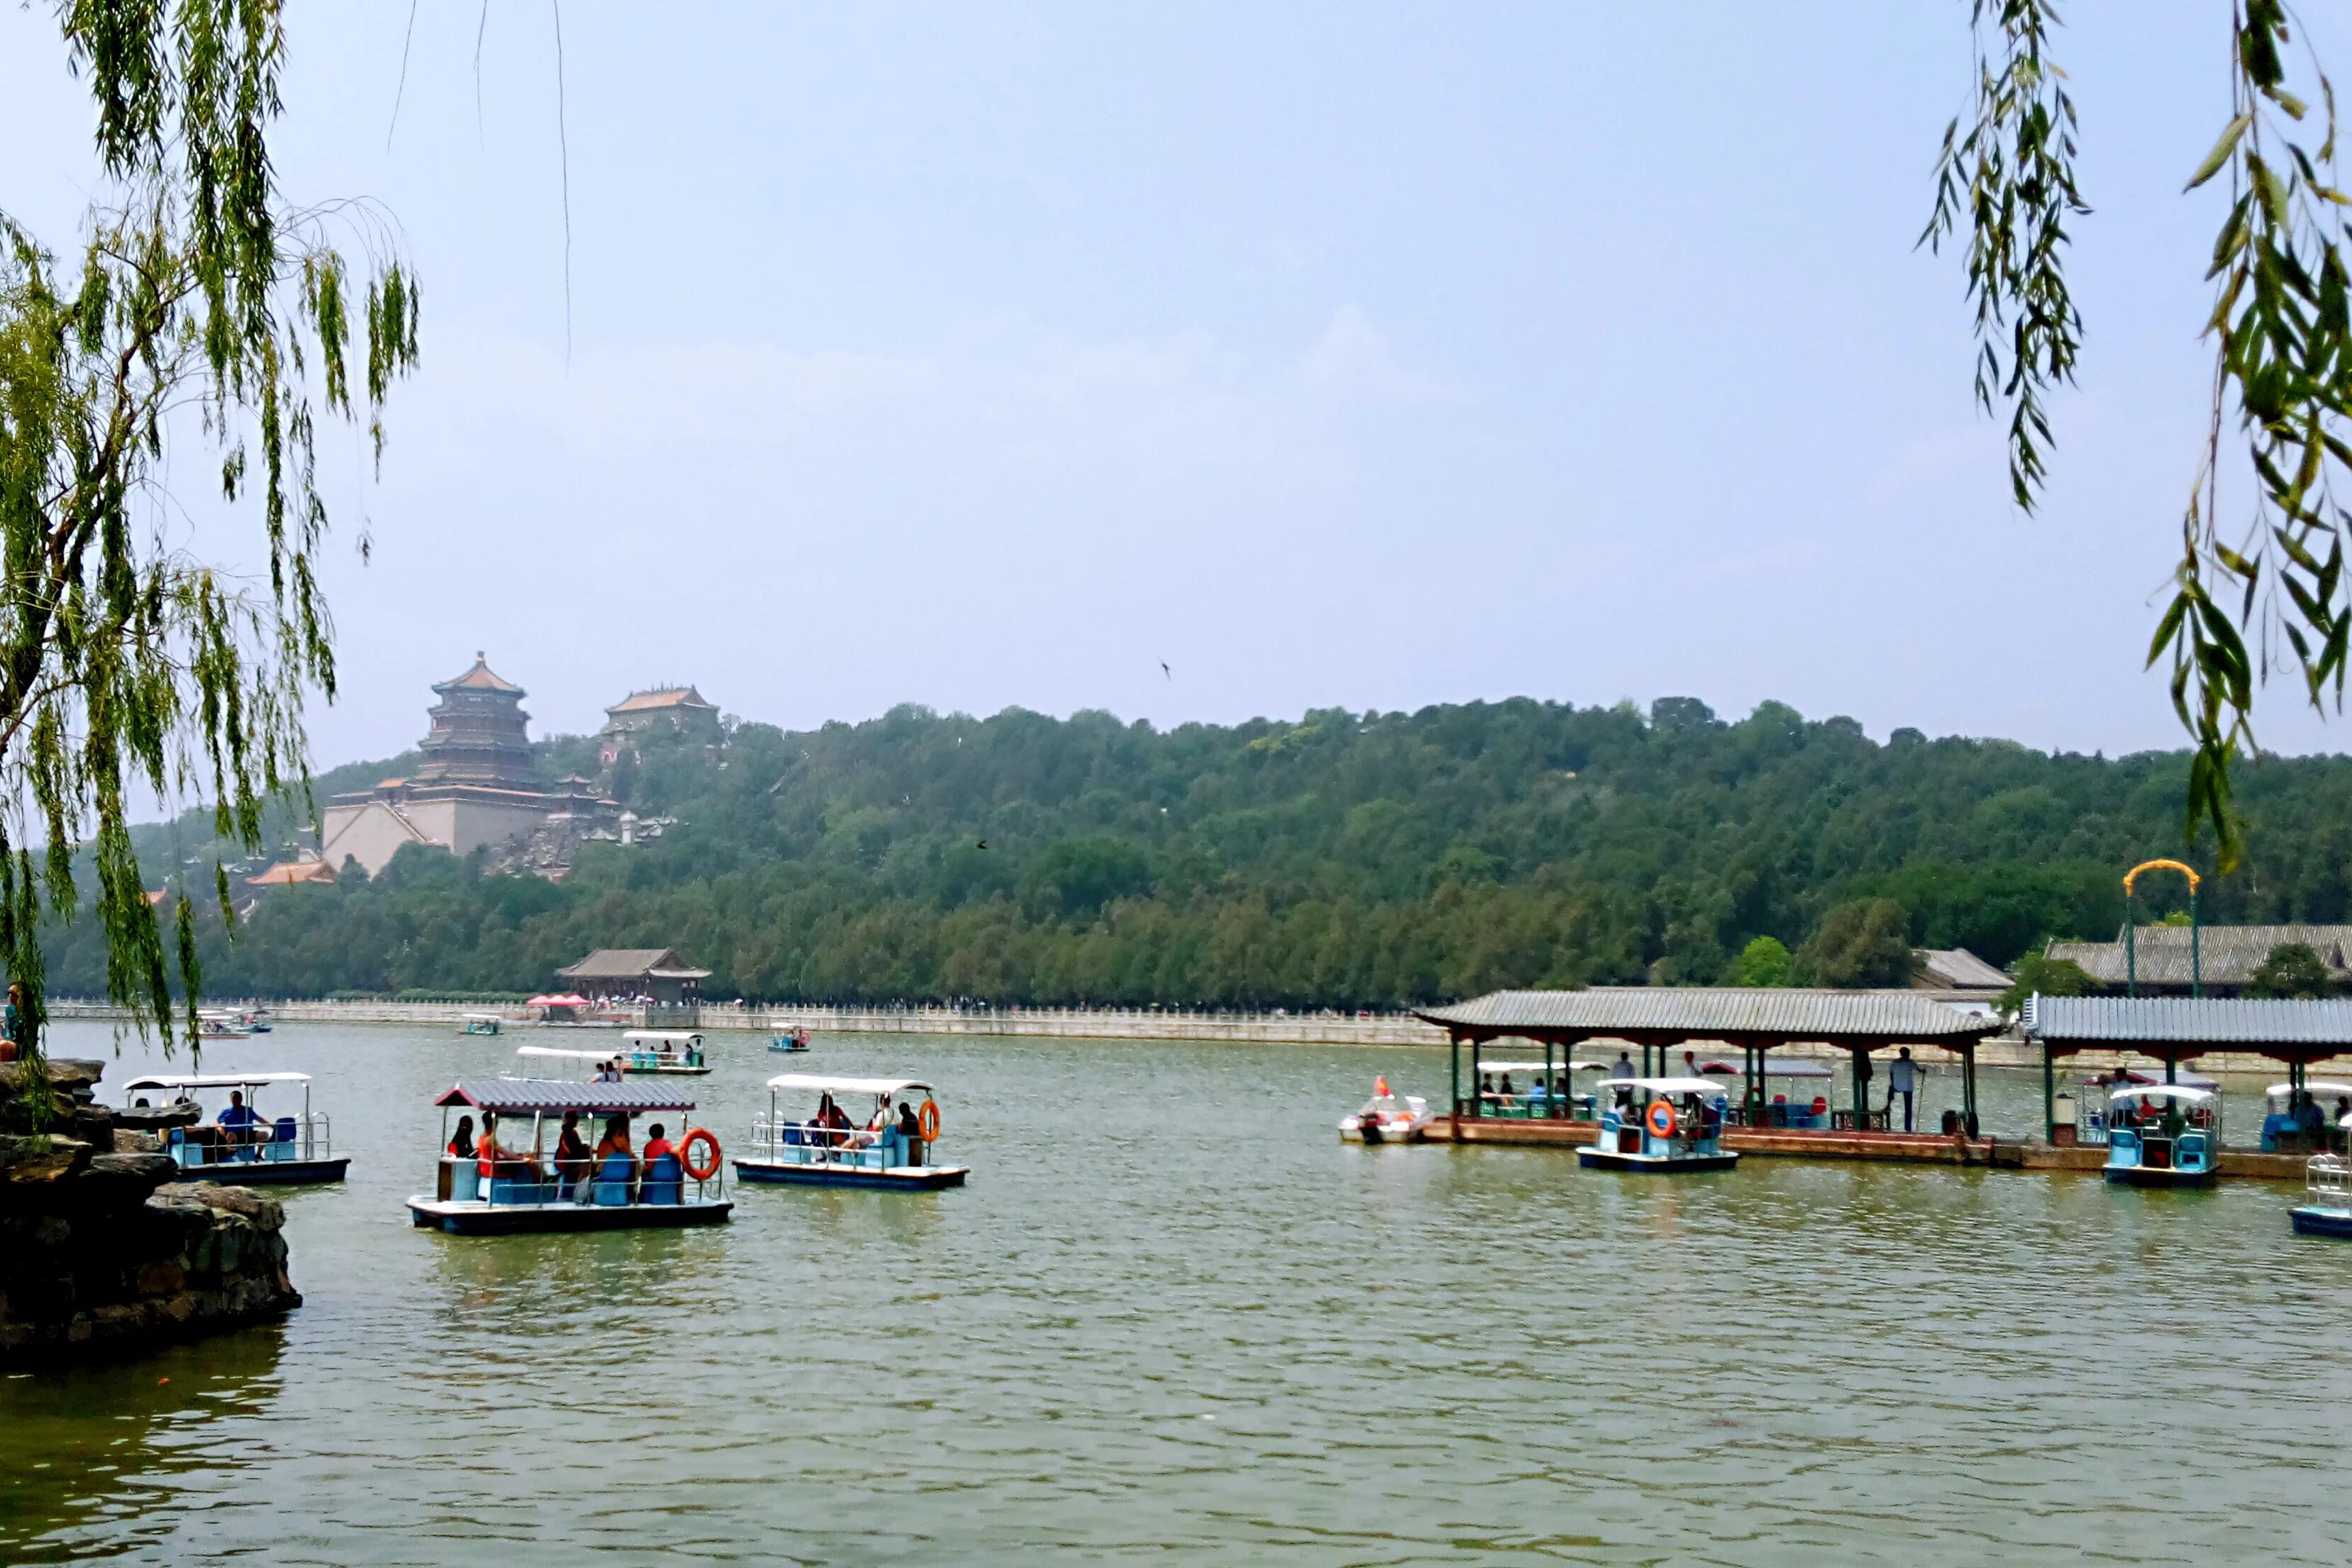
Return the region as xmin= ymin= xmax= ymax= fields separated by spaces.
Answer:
xmin=1414 ymin=988 xmax=2007 ymax=1165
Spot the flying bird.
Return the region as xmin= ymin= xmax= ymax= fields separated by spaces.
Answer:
xmin=1160 ymin=661 xmax=1171 ymax=680
xmin=976 ymin=839 xmax=988 ymax=850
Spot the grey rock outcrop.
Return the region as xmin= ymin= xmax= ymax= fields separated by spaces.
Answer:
xmin=0 ymin=1059 xmax=300 ymax=1362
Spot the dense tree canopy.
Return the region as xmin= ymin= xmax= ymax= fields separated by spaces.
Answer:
xmin=40 ymin=695 xmax=2352 ymax=1009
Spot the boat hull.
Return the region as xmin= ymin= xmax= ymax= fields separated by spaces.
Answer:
xmin=623 ymin=1065 xmax=712 ymax=1076
xmin=169 ymin=1157 xmax=349 ymax=1186
xmin=733 ymin=1159 xmax=967 ymax=1191
xmin=406 ymin=1197 xmax=732 ymax=1234
xmin=2291 ymin=1204 xmax=2352 ymax=1237
xmin=2104 ymin=1165 xmax=2218 ymax=1189
xmin=1576 ymin=1148 xmax=1740 ymax=1174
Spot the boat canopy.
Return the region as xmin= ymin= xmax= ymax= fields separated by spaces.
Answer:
xmin=1476 ymin=1061 xmax=1577 ymax=1074
xmin=1597 ymin=1076 xmax=1728 ymax=1097
xmin=2267 ymin=1081 xmax=2352 ymax=1099
xmin=2107 ymin=1084 xmax=2218 ymax=1104
xmin=435 ymin=1079 xmax=698 ymax=1115
xmin=764 ymin=1073 xmax=934 ymax=1097
xmin=463 ymin=1011 xmax=504 ymax=1021
xmin=124 ymin=1071 xmax=310 ymax=1092
xmin=514 ymin=1046 xmax=613 ymax=1062
xmin=2098 ymin=1067 xmax=2220 ymax=1090
xmin=624 ymin=1030 xmax=702 ymax=1045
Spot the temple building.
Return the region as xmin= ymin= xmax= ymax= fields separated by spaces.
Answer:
xmin=600 ymin=686 xmax=723 ymax=766
xmin=320 ymin=655 xmax=613 ymax=877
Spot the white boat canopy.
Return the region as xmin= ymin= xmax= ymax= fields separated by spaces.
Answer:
xmin=463 ymin=1011 xmax=504 ymax=1021
xmin=515 ymin=1046 xmax=613 ymax=1062
xmin=1597 ymin=1076 xmax=1728 ymax=1097
xmin=2267 ymin=1081 xmax=2352 ymax=1099
xmin=765 ymin=1073 xmax=934 ymax=1097
xmin=1700 ymin=1058 xmax=1834 ymax=1079
xmin=2108 ymin=1084 xmax=2218 ymax=1104
xmin=1477 ymin=1061 xmax=1573 ymax=1074
xmin=123 ymin=1071 xmax=310 ymax=1092
xmin=2341 ymin=1112 xmax=2352 ymax=1129
xmin=624 ymin=1030 xmax=702 ymax=1045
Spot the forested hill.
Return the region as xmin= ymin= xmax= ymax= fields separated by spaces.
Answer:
xmin=44 ymin=698 xmax=2352 ymax=1006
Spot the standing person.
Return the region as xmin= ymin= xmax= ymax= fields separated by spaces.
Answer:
xmin=1612 ymin=1049 xmax=1636 ymax=1109
xmin=1887 ymin=1047 xmax=1919 ymax=1133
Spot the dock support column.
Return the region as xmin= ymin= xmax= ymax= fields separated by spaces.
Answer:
xmin=2042 ymin=1043 xmax=2055 ymax=1142
xmin=1961 ymin=1043 xmax=1979 ymax=1138
xmin=1449 ymin=1030 xmax=1460 ymax=1119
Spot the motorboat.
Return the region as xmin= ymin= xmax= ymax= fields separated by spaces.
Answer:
xmin=735 ymin=1074 xmax=968 ymax=1190
xmin=2103 ymin=1084 xmax=2220 ymax=1187
xmin=460 ymin=1012 xmax=504 ymax=1036
xmin=121 ymin=1071 xmax=349 ymax=1185
xmin=768 ymin=1026 xmax=811 ymax=1053
xmin=1339 ymin=1075 xmax=1433 ymax=1142
xmin=2291 ymin=1113 xmax=2352 ymax=1238
xmin=407 ymin=1079 xmax=731 ymax=1234
xmin=1578 ymin=1077 xmax=1739 ymax=1174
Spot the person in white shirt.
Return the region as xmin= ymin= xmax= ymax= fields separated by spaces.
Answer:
xmin=1887 ymin=1047 xmax=1919 ymax=1132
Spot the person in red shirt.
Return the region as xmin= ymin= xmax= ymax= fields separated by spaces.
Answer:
xmin=642 ymin=1122 xmax=675 ymax=1165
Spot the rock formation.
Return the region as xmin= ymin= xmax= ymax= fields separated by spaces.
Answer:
xmin=0 ymin=1058 xmax=300 ymax=1362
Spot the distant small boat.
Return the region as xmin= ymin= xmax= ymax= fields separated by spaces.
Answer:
xmin=460 ymin=1013 xmax=503 ymax=1036
xmin=768 ymin=1026 xmax=811 ymax=1053
xmin=1580 ymin=1077 xmax=1739 ymax=1174
xmin=1339 ymin=1076 xmax=1430 ymax=1144
xmin=196 ymin=1009 xmax=251 ymax=1040
xmin=2102 ymin=1083 xmax=2219 ymax=1188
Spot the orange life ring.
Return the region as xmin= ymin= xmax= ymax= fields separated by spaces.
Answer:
xmin=917 ymin=1099 xmax=942 ymax=1142
xmin=1645 ymin=1100 xmax=1677 ymax=1140
xmin=678 ymin=1127 xmax=721 ymax=1182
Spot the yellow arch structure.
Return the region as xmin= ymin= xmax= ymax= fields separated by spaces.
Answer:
xmin=2123 ymin=858 xmax=2201 ymax=896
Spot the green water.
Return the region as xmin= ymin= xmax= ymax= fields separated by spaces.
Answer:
xmin=1 ymin=1021 xmax=2344 ymax=1564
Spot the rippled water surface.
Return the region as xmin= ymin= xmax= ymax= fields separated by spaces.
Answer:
xmin=1 ymin=1022 xmax=2345 ymax=1565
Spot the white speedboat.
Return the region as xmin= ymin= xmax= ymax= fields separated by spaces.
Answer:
xmin=1339 ymin=1076 xmax=1432 ymax=1144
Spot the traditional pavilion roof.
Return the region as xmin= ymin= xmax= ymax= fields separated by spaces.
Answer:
xmin=556 ymin=947 xmax=714 ymax=981
xmin=246 ymin=858 xmax=334 ymax=888
xmin=1915 ymin=948 xmax=2011 ymax=990
xmin=434 ymin=652 xmax=525 ymax=696
xmin=606 ymin=686 xmax=716 ymax=716
xmin=1416 ymin=987 xmax=2001 ymax=1045
xmin=2046 ymin=924 xmax=2352 ymax=988
xmin=2022 ymin=995 xmax=2352 ymax=1062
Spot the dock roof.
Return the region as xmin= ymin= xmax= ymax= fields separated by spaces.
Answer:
xmin=1417 ymin=988 xmax=2001 ymax=1046
xmin=2021 ymin=995 xmax=2352 ymax=1063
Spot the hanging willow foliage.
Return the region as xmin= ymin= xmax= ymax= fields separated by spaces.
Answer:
xmin=0 ymin=1 xmax=418 ymax=1107
xmin=1926 ymin=1 xmax=2352 ymax=873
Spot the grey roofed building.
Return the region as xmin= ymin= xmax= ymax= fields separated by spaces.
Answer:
xmin=555 ymin=947 xmax=713 ymax=1006
xmin=2044 ymin=924 xmax=2352 ymax=993
xmin=1914 ymin=948 xmax=2011 ymax=992
xmin=2020 ymin=994 xmax=2352 ymax=1066
xmin=1416 ymin=987 xmax=2001 ymax=1045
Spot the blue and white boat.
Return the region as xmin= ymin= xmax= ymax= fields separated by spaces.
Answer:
xmin=1578 ymin=1076 xmax=1738 ymax=1174
xmin=2102 ymin=1083 xmax=2220 ymax=1188
xmin=734 ymin=1074 xmax=968 ymax=1191
xmin=768 ymin=1026 xmax=811 ymax=1053
xmin=514 ymin=1033 xmax=708 ymax=1077
xmin=407 ymin=1079 xmax=731 ymax=1234
xmin=2291 ymin=1115 xmax=2352 ymax=1238
xmin=124 ymin=1071 xmax=349 ymax=1185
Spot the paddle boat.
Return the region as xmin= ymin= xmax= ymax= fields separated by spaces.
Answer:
xmin=460 ymin=1012 xmax=503 ymax=1036
xmin=121 ymin=1072 xmax=349 ymax=1184
xmin=1339 ymin=1075 xmax=1432 ymax=1142
xmin=768 ymin=1026 xmax=811 ymax=1053
xmin=2291 ymin=1114 xmax=2352 ymax=1238
xmin=1578 ymin=1077 xmax=1738 ymax=1173
xmin=2102 ymin=1083 xmax=2221 ymax=1187
xmin=735 ymin=1074 xmax=968 ymax=1190
xmin=2259 ymin=1080 xmax=2352 ymax=1153
xmin=234 ymin=1007 xmax=272 ymax=1034
xmin=407 ymin=1079 xmax=731 ymax=1234
xmin=194 ymin=1008 xmax=252 ymax=1040
xmin=2070 ymin=1067 xmax=2220 ymax=1145
xmin=1470 ymin=1060 xmax=1606 ymax=1120
xmin=1700 ymin=1056 xmax=1834 ymax=1128
xmin=617 ymin=1029 xmax=709 ymax=1074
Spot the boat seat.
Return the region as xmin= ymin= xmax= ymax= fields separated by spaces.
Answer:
xmin=591 ymin=1152 xmax=635 ymax=1206
xmin=265 ymin=1116 xmax=297 ymax=1158
xmin=448 ymin=1162 xmax=480 ymax=1202
xmin=641 ymin=1154 xmax=683 ymax=1206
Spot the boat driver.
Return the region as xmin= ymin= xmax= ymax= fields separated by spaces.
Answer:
xmin=216 ymin=1090 xmax=261 ymax=1148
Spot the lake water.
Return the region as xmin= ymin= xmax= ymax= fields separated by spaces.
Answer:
xmin=1 ymin=1021 xmax=2344 ymax=1565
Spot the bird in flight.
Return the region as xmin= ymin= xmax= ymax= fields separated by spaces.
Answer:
xmin=1160 ymin=661 xmax=1171 ymax=680
xmin=976 ymin=839 xmax=988 ymax=850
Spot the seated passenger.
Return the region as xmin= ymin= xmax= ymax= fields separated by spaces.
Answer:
xmin=897 ymin=1099 xmax=925 ymax=1166
xmin=476 ymin=1111 xmax=530 ymax=1183
xmin=553 ymin=1111 xmax=592 ymax=1193
xmin=641 ymin=1122 xmax=675 ymax=1165
xmin=446 ymin=1114 xmax=476 ymax=1160
xmin=216 ymin=1089 xmax=260 ymax=1147
xmin=596 ymin=1113 xmax=636 ymax=1178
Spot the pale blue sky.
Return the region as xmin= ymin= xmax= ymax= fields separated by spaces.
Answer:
xmin=5 ymin=3 xmax=2346 ymax=766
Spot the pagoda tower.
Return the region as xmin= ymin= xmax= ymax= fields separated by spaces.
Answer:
xmin=413 ymin=652 xmax=540 ymax=789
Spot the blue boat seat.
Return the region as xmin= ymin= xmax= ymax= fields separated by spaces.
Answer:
xmin=449 ymin=1162 xmax=480 ymax=1202
xmin=591 ymin=1152 xmax=635 ymax=1206
xmin=641 ymin=1154 xmax=683 ymax=1205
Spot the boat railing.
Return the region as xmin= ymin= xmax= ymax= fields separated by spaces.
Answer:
xmin=2307 ymin=1153 xmax=2350 ymax=1202
xmin=749 ymin=1114 xmax=928 ymax=1170
xmin=435 ymin=1154 xmax=723 ymax=1208
xmin=1475 ymin=1090 xmax=1595 ymax=1122
xmin=166 ymin=1112 xmax=331 ymax=1168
